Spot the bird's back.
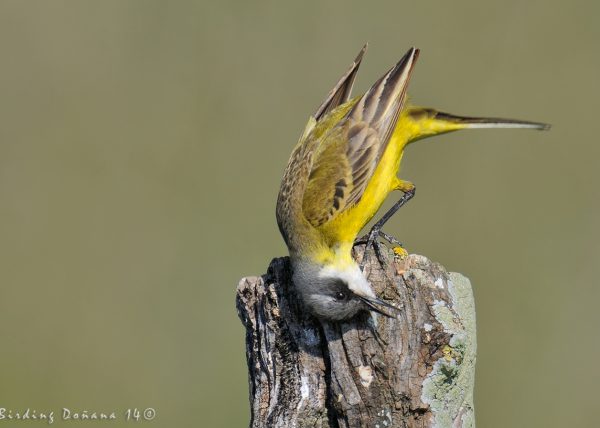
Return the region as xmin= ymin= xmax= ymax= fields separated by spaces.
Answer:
xmin=276 ymin=103 xmax=355 ymax=257
xmin=277 ymin=48 xmax=420 ymax=259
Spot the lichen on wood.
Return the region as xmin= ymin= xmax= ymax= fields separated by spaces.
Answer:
xmin=236 ymin=246 xmax=477 ymax=428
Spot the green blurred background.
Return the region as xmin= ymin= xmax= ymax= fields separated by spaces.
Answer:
xmin=0 ymin=1 xmax=598 ymax=427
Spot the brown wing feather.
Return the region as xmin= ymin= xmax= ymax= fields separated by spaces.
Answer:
xmin=302 ymin=48 xmax=419 ymax=227
xmin=313 ymin=44 xmax=367 ymax=121
xmin=302 ymin=126 xmax=353 ymax=227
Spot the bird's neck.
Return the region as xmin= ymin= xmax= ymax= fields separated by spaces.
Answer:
xmin=305 ymin=241 xmax=355 ymax=269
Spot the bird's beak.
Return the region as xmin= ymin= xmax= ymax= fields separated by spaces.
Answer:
xmin=359 ymin=295 xmax=399 ymax=318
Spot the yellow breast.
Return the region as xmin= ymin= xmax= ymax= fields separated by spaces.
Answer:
xmin=318 ymin=126 xmax=410 ymax=248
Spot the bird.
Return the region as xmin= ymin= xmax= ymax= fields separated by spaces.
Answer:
xmin=275 ymin=45 xmax=549 ymax=321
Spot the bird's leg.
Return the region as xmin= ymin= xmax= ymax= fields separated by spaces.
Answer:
xmin=355 ymin=229 xmax=386 ymax=271
xmin=357 ymin=180 xmax=415 ymax=270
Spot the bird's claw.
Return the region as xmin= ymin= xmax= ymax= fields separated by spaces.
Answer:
xmin=355 ymin=229 xmax=406 ymax=271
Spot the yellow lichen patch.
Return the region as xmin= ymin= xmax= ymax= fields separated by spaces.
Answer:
xmin=393 ymin=246 xmax=409 ymax=259
xmin=441 ymin=345 xmax=463 ymax=364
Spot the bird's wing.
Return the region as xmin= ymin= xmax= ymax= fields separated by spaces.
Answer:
xmin=313 ymin=44 xmax=367 ymax=121
xmin=302 ymin=48 xmax=419 ymax=228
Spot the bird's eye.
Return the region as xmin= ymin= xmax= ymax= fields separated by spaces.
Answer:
xmin=335 ymin=291 xmax=346 ymax=301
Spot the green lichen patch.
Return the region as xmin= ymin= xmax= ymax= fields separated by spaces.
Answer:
xmin=421 ymin=273 xmax=477 ymax=428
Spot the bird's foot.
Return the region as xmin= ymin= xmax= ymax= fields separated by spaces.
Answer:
xmin=355 ymin=229 xmax=406 ymax=271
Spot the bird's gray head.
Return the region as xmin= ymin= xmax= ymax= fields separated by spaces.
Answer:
xmin=291 ymin=259 xmax=398 ymax=321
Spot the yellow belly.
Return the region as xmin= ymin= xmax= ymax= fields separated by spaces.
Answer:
xmin=319 ymin=131 xmax=408 ymax=247
xmin=307 ymin=107 xmax=467 ymax=266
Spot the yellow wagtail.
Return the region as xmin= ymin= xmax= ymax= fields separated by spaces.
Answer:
xmin=276 ymin=46 xmax=549 ymax=321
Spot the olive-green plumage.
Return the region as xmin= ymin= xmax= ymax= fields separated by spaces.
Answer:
xmin=276 ymin=45 xmax=549 ymax=321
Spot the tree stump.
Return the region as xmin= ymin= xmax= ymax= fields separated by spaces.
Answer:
xmin=236 ymin=245 xmax=477 ymax=428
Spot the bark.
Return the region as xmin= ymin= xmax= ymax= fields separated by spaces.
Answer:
xmin=236 ymin=245 xmax=476 ymax=428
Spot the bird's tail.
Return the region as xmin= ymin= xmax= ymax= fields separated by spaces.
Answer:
xmin=432 ymin=111 xmax=550 ymax=130
xmin=404 ymin=107 xmax=550 ymax=142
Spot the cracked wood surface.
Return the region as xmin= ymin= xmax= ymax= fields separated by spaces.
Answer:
xmin=236 ymin=246 xmax=476 ymax=428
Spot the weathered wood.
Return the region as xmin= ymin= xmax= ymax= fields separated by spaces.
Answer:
xmin=236 ymin=245 xmax=476 ymax=428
